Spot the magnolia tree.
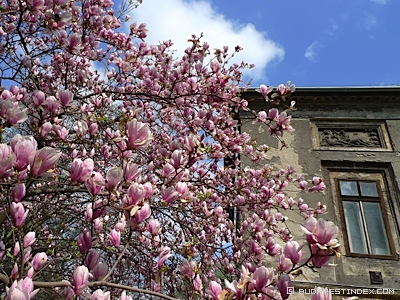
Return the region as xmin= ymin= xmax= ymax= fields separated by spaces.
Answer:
xmin=0 ymin=0 xmax=341 ymax=299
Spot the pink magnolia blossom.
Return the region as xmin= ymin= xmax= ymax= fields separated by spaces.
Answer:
xmin=277 ymin=274 xmax=293 ymax=300
xmin=224 ymin=279 xmax=244 ymax=299
xmin=175 ymin=181 xmax=188 ymax=195
xmin=283 ymin=240 xmax=302 ymax=264
xmin=208 ymin=281 xmax=222 ymax=300
xmin=32 ymin=90 xmax=45 ymax=106
xmin=0 ymin=144 xmax=16 ymax=177
xmin=268 ymin=108 xmax=279 ymax=121
xmin=87 ymin=172 xmax=105 ymax=196
xmin=123 ymin=161 xmax=141 ymax=181
xmin=77 ymin=228 xmax=92 ymax=254
xmin=57 ymin=89 xmax=73 ymax=106
xmin=106 ymin=167 xmax=123 ymax=190
xmin=91 ymin=290 xmax=111 ymax=300
xmin=10 ymin=134 xmax=37 ymax=171
xmin=11 ymin=183 xmax=26 ymax=203
xmin=120 ymin=291 xmax=133 ymax=300
xmin=73 ymin=266 xmax=89 ymax=295
xmin=193 ymin=274 xmax=203 ymax=293
xmin=126 ymin=119 xmax=153 ymax=149
xmin=27 ymin=267 xmax=34 ymax=278
xmin=302 ymin=217 xmax=340 ymax=249
xmin=73 ymin=120 xmax=88 ymax=137
xmin=85 ymin=204 xmax=93 ymax=222
xmin=26 ymin=0 xmax=45 ymax=11
xmin=13 ymin=242 xmax=20 ymax=256
xmin=251 ymin=266 xmax=273 ymax=291
xmin=94 ymin=218 xmax=104 ymax=233
xmin=54 ymin=287 xmax=75 ymax=300
xmin=44 ymin=96 xmax=58 ymax=113
xmin=162 ymin=162 xmax=174 ymax=178
xmin=19 ymin=277 xmax=38 ymax=298
xmin=23 ymin=232 xmax=36 ymax=248
xmin=39 ymin=122 xmax=52 ymax=137
xmin=157 ymin=246 xmax=172 ymax=269
xmin=10 ymin=202 xmax=28 ymax=227
xmin=123 ymin=183 xmax=145 ymax=208
xmin=24 ymin=252 xmax=32 ymax=265
xmin=279 ymin=254 xmax=292 ymax=272
xmin=257 ymin=111 xmax=267 ymax=122
xmin=277 ymin=81 xmax=296 ymax=96
xmin=177 ymin=259 xmax=196 ymax=278
xmin=32 ymin=252 xmax=47 ymax=270
xmin=148 ymin=219 xmax=160 ymax=236
xmin=52 ymin=124 xmax=69 ymax=140
xmin=70 ymin=158 xmax=94 ymax=182
xmin=143 ymin=182 xmax=153 ymax=198
xmin=67 ymin=33 xmax=82 ymax=52
xmin=30 ymin=147 xmax=60 ymax=176
xmin=310 ymin=244 xmax=335 ymax=268
xmin=0 ymin=99 xmax=28 ymax=125
xmin=109 ymin=229 xmax=121 ymax=248
xmin=256 ymin=84 xmax=273 ymax=98
xmin=277 ymin=111 xmax=294 ymax=133
xmin=93 ymin=262 xmax=108 ymax=280
xmin=11 ymin=263 xmax=18 ymax=279
xmin=309 ymin=177 xmax=326 ymax=192
xmin=170 ymin=149 xmax=186 ymax=169
xmin=135 ymin=202 xmax=151 ymax=223
xmin=85 ymin=249 xmax=100 ymax=270
xmin=6 ymin=280 xmax=30 ymax=300
xmin=161 ymin=186 xmax=179 ymax=204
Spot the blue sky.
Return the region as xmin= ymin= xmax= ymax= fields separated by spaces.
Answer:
xmin=129 ymin=0 xmax=400 ymax=87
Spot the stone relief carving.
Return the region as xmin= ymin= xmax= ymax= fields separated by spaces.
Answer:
xmin=319 ymin=129 xmax=382 ymax=148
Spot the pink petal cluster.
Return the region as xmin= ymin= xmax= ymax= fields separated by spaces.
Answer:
xmin=70 ymin=158 xmax=94 ymax=182
xmin=10 ymin=202 xmax=29 ymax=227
xmin=6 ymin=277 xmax=38 ymax=300
xmin=30 ymin=147 xmax=60 ymax=176
xmin=302 ymin=217 xmax=339 ymax=249
xmin=126 ymin=119 xmax=153 ymax=149
xmin=73 ymin=266 xmax=89 ymax=295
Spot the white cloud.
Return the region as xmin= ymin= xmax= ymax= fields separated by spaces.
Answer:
xmin=304 ymin=41 xmax=322 ymax=63
xmin=370 ymin=0 xmax=388 ymax=4
xmin=129 ymin=0 xmax=284 ymax=82
xmin=363 ymin=14 xmax=377 ymax=30
xmin=328 ymin=19 xmax=339 ymax=35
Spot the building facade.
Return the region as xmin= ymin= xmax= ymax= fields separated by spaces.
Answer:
xmin=241 ymin=87 xmax=400 ymax=299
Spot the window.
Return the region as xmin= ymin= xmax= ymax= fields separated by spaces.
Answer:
xmin=338 ymin=180 xmax=391 ymax=256
xmin=331 ymin=172 xmax=397 ymax=259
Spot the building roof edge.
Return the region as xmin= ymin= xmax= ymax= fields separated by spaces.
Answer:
xmin=246 ymin=86 xmax=400 ymax=93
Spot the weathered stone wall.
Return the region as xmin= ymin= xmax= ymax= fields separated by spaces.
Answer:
xmin=241 ymin=87 xmax=400 ymax=299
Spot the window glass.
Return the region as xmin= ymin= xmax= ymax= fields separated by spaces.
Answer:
xmin=343 ymin=201 xmax=368 ymax=254
xmin=340 ymin=181 xmax=358 ymax=196
xmin=363 ymin=202 xmax=390 ymax=255
xmin=359 ymin=182 xmax=378 ymax=197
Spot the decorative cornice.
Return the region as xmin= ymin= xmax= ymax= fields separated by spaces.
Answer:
xmin=242 ymin=87 xmax=400 ymax=118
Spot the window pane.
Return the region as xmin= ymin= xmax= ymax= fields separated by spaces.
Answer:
xmin=363 ymin=202 xmax=390 ymax=255
xmin=359 ymin=182 xmax=378 ymax=197
xmin=340 ymin=181 xmax=358 ymax=196
xmin=343 ymin=201 xmax=368 ymax=254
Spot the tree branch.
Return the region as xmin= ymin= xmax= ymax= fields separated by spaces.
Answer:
xmin=26 ymin=186 xmax=88 ymax=197
xmin=32 ymin=280 xmax=180 ymax=300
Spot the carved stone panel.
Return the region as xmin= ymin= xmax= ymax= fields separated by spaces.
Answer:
xmin=312 ymin=120 xmax=392 ymax=150
xmin=319 ymin=129 xmax=381 ymax=148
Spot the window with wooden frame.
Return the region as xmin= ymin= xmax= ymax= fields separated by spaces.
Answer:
xmin=335 ymin=175 xmax=397 ymax=259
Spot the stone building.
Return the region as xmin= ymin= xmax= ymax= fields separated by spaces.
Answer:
xmin=241 ymin=86 xmax=400 ymax=299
